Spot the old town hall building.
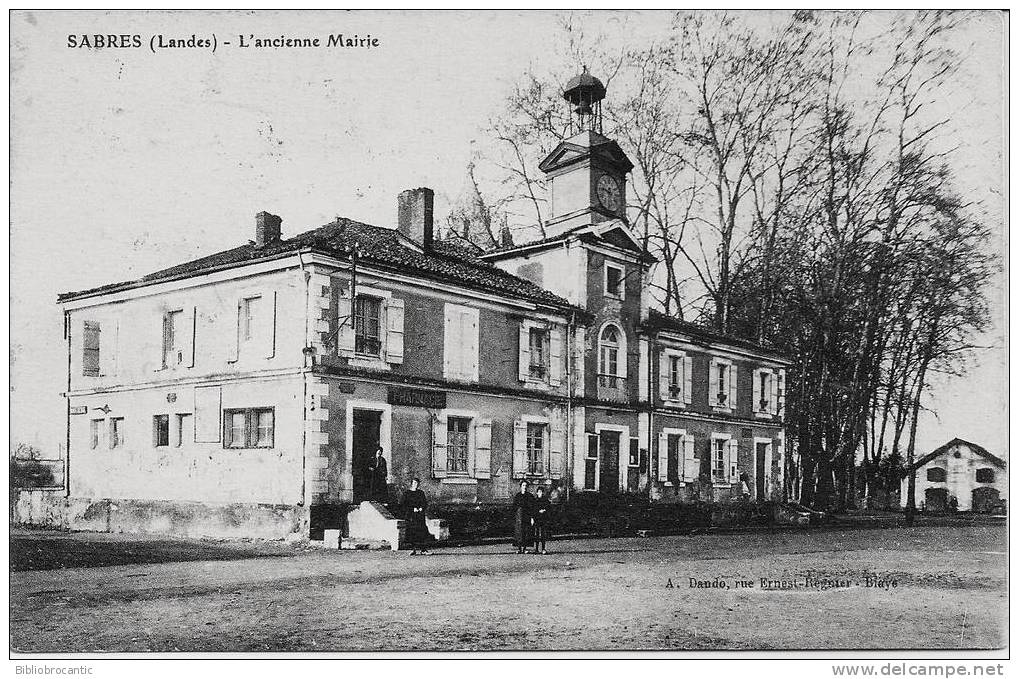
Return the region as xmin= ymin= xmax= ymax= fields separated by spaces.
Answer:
xmin=50 ymin=70 xmax=789 ymax=540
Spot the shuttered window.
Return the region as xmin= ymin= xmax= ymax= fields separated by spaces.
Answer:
xmin=90 ymin=419 xmax=103 ymax=449
xmin=447 ymin=416 xmax=471 ymax=474
xmin=444 ymin=304 xmax=479 ymax=382
xmin=354 ymin=295 xmax=383 ymax=357
xmin=712 ymin=438 xmax=727 ymax=482
xmin=528 ymin=328 xmax=549 ymax=379
xmin=82 ymin=321 xmax=101 ymax=376
xmin=669 ymin=355 xmax=682 ymax=399
xmin=667 ymin=434 xmax=682 ymax=481
xmin=109 ymin=418 xmax=125 ymax=449
xmin=223 ymin=407 xmax=274 ymax=449
xmin=585 ymin=434 xmax=598 ymax=490
xmin=162 ymin=309 xmax=185 ymax=368
xmin=527 ymin=423 xmax=546 ymax=475
xmin=175 ymin=414 xmax=192 ymax=448
xmin=153 ymin=415 xmax=170 ymax=447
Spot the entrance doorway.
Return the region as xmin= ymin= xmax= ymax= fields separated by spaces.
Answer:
xmin=924 ymin=487 xmax=948 ymax=513
xmin=352 ymin=409 xmax=382 ymax=503
xmin=599 ymin=431 xmax=620 ymax=494
xmin=972 ymin=487 xmax=1000 ymax=513
xmin=755 ymin=442 xmax=769 ymax=501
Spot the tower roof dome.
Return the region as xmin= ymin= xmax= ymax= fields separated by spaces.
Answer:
xmin=563 ymin=66 xmax=606 ymax=104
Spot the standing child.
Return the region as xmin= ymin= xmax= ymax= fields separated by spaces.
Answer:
xmin=533 ymin=486 xmax=552 ymax=554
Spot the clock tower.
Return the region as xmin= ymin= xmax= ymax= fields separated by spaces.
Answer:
xmin=539 ymin=67 xmax=634 ymax=235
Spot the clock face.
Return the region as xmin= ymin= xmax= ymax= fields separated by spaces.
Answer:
xmin=596 ymin=174 xmax=622 ymax=213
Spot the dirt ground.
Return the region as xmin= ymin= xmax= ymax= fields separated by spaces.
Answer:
xmin=9 ymin=524 xmax=1006 ymax=652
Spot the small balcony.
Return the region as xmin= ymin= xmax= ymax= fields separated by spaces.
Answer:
xmin=597 ymin=374 xmax=628 ymax=402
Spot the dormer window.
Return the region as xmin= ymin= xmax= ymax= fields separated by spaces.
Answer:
xmin=605 ymin=263 xmax=624 ymax=298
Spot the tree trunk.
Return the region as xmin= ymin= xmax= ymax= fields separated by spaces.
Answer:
xmin=904 ymin=358 xmax=930 ymax=526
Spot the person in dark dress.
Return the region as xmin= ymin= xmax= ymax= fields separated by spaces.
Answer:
xmin=367 ymin=447 xmax=389 ymax=503
xmin=532 ymin=486 xmax=552 ymax=554
xmin=512 ymin=480 xmax=535 ymax=554
xmin=402 ymin=477 xmax=430 ymax=555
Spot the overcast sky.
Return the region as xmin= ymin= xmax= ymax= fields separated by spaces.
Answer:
xmin=10 ymin=10 xmax=1006 ymax=459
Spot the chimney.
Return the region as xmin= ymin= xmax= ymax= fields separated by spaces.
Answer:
xmin=397 ymin=188 xmax=434 ymax=249
xmin=499 ymin=223 xmax=515 ymax=248
xmin=255 ymin=211 xmax=282 ymax=248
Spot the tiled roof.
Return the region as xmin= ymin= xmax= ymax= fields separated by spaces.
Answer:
xmin=907 ymin=438 xmax=1006 ymax=472
xmin=642 ymin=309 xmax=788 ymax=360
xmin=57 ymin=218 xmax=581 ymax=312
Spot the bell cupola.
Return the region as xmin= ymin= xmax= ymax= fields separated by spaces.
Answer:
xmin=539 ymin=67 xmax=634 ymax=235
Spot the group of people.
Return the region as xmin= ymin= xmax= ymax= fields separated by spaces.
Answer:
xmin=399 ymin=476 xmax=557 ymax=556
xmin=512 ymin=480 xmax=554 ymax=554
xmin=369 ymin=446 xmax=558 ymax=555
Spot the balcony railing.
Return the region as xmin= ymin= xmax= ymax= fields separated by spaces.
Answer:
xmin=597 ymin=374 xmax=628 ymax=402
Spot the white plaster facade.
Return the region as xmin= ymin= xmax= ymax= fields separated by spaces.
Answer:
xmin=902 ymin=438 xmax=1007 ymax=513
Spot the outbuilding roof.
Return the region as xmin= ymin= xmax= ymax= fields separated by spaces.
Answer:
xmin=906 ymin=437 xmax=1006 ymax=472
xmin=57 ymin=217 xmax=584 ymax=314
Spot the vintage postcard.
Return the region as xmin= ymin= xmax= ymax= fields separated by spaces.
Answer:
xmin=8 ymin=8 xmax=1008 ymax=666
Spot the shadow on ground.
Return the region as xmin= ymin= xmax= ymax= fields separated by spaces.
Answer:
xmin=10 ymin=533 xmax=293 ymax=572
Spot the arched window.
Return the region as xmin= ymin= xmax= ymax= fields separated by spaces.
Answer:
xmin=599 ymin=324 xmax=623 ymax=388
xmin=927 ymin=467 xmax=947 ymax=483
xmin=976 ymin=468 xmax=995 ymax=483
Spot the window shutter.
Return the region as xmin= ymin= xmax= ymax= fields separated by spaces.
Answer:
xmin=770 ymin=367 xmax=778 ymax=415
xmin=385 ymin=297 xmax=405 ymax=364
xmin=468 ymin=311 xmax=479 ymax=382
xmin=336 ymin=286 xmax=355 ymax=356
xmin=657 ymin=432 xmax=669 ymax=482
xmin=444 ymin=307 xmax=455 ymax=379
xmin=263 ymin=291 xmax=277 ymax=359
xmin=549 ymin=327 xmax=563 ymax=387
xmin=474 ymin=418 xmax=492 ymax=479
xmin=228 ymin=300 xmax=241 ymax=363
xmin=431 ymin=415 xmax=448 ymax=478
xmin=708 ymin=359 xmax=718 ymax=406
xmin=517 ymin=324 xmax=530 ymax=381
xmin=183 ymin=306 xmax=196 ymax=368
xmin=775 ymin=442 xmax=784 ymax=478
xmin=549 ymin=416 xmax=564 ymax=478
xmin=728 ymin=364 xmax=738 ymax=409
xmin=683 ymin=356 xmax=694 ymax=405
xmin=728 ymin=439 xmax=739 ymax=483
xmin=512 ymin=418 xmax=527 ymax=479
xmin=99 ymin=320 xmax=119 ymax=377
xmin=659 ymin=352 xmax=671 ymax=402
xmin=682 ymin=435 xmax=697 ymax=482
xmin=159 ymin=313 xmax=172 ymax=370
xmin=778 ymin=367 xmax=786 ymax=415
xmin=194 ymin=385 xmax=222 ymax=443
xmin=752 ymin=369 xmax=762 ymax=413
xmin=83 ymin=320 xmax=101 ymax=377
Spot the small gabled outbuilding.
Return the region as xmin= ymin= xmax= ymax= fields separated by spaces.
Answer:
xmin=902 ymin=438 xmax=1007 ymax=513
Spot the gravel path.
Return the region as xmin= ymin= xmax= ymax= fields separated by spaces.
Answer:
xmin=10 ymin=525 xmax=1006 ymax=651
